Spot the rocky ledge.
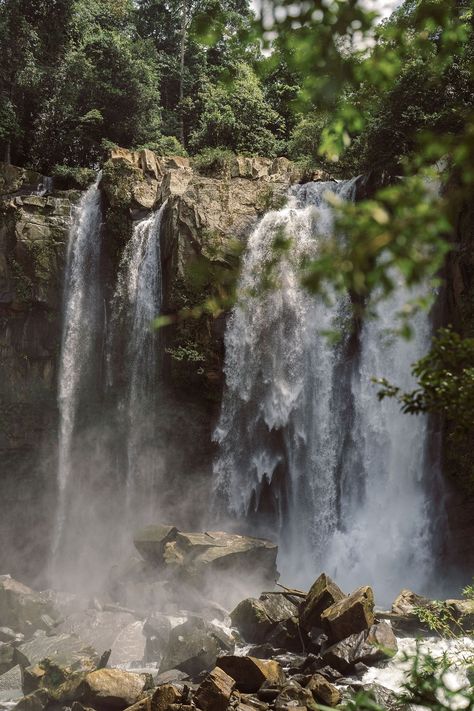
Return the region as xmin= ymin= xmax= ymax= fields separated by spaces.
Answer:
xmin=1 ymin=527 xmax=473 ymax=711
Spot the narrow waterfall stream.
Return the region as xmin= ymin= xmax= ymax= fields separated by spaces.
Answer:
xmin=52 ymin=174 xmax=103 ymax=576
xmin=213 ymin=180 xmax=438 ymax=604
xmin=107 ymin=204 xmax=165 ymax=521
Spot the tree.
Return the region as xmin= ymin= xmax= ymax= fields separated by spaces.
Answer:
xmin=189 ymin=63 xmax=285 ymax=155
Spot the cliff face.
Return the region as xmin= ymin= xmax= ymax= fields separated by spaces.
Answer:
xmin=0 ymin=151 xmax=299 ymax=580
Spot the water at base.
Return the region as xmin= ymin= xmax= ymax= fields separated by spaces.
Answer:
xmin=212 ymin=180 xmax=439 ymax=605
xmin=51 ymin=174 xmax=103 ymax=578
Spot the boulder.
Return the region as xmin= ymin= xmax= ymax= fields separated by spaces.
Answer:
xmin=445 ymin=599 xmax=474 ymax=633
xmin=0 ymin=643 xmax=16 ymax=675
xmin=0 ymin=577 xmax=59 ymax=636
xmin=11 ymin=689 xmax=50 ymax=711
xmin=14 ymin=632 xmax=102 ymax=673
xmin=143 ymin=614 xmax=172 ymax=663
xmin=194 ymin=667 xmax=235 ymax=711
xmin=159 ymin=618 xmax=230 ymax=677
xmin=391 ymin=589 xmax=430 ymax=616
xmin=320 ymin=586 xmax=374 ymax=643
xmin=80 ymin=668 xmax=147 ymax=710
xmin=133 ymin=525 xmax=179 ymax=566
xmin=299 ymin=574 xmax=345 ymax=633
xmin=0 ymin=664 xmax=23 ymax=704
xmin=57 ymin=610 xmax=145 ymax=667
xmin=306 ymin=674 xmax=341 ymax=707
xmin=216 ymin=656 xmax=285 ymax=693
xmin=322 ymin=622 xmax=397 ymax=673
xmin=273 ymin=680 xmax=318 ymax=711
xmin=149 ymin=683 xmax=181 ymax=711
xmin=230 ymin=599 xmax=274 ymax=644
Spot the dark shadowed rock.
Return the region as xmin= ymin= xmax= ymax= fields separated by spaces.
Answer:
xmin=80 ymin=668 xmax=147 ymax=710
xmin=11 ymin=689 xmax=50 ymax=711
xmin=323 ymin=622 xmax=397 ymax=673
xmin=159 ymin=618 xmax=232 ymax=677
xmin=149 ymin=683 xmax=181 ymax=711
xmin=306 ymin=674 xmax=341 ymax=707
xmin=299 ymin=575 xmax=345 ymax=633
xmin=194 ymin=667 xmax=235 ymax=711
xmin=0 ymin=644 xmax=16 ymax=675
xmin=273 ymin=680 xmax=318 ymax=711
xmin=230 ymin=600 xmax=273 ymax=644
xmin=216 ymin=656 xmax=285 ymax=693
xmin=0 ymin=664 xmax=23 ymax=704
xmin=321 ymin=586 xmax=374 ymax=643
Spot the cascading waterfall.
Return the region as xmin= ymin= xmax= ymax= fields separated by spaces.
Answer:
xmin=52 ymin=174 xmax=103 ymax=572
xmin=213 ymin=180 xmax=437 ymax=603
xmin=107 ymin=204 xmax=165 ymax=519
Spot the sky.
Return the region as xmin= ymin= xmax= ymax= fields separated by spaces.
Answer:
xmin=252 ymin=0 xmax=401 ymax=22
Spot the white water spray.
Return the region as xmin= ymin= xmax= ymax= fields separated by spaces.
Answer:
xmin=213 ymin=180 xmax=437 ymax=603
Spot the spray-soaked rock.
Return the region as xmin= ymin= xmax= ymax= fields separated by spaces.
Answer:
xmin=299 ymin=575 xmax=345 ymax=633
xmin=0 ymin=644 xmax=17 ymax=676
xmin=306 ymin=674 xmax=341 ymax=707
xmin=79 ymin=668 xmax=147 ymax=710
xmin=14 ymin=632 xmax=102 ymax=675
xmin=0 ymin=664 xmax=23 ymax=704
xmin=320 ymin=586 xmax=374 ymax=643
xmin=322 ymin=622 xmax=397 ymax=673
xmin=230 ymin=594 xmax=298 ymax=645
xmin=216 ymin=656 xmax=285 ymax=693
xmin=0 ymin=577 xmax=60 ymax=636
xmin=159 ymin=618 xmax=234 ymax=677
xmin=273 ymin=680 xmax=318 ymax=711
xmin=133 ymin=526 xmax=179 ymax=566
xmin=194 ymin=667 xmax=235 ymax=711
xmin=148 ymin=683 xmax=181 ymax=711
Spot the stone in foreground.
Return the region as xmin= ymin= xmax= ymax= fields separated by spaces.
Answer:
xmin=323 ymin=622 xmax=398 ymax=673
xmin=299 ymin=574 xmax=345 ymax=633
xmin=80 ymin=669 xmax=147 ymax=710
xmin=306 ymin=674 xmax=341 ymax=707
xmin=321 ymin=586 xmax=374 ymax=643
xmin=194 ymin=667 xmax=236 ymax=711
xmin=216 ymin=656 xmax=285 ymax=693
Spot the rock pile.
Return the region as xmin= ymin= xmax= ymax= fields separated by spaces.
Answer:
xmin=1 ymin=532 xmax=472 ymax=711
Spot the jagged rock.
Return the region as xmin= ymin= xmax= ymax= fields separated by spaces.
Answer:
xmin=14 ymin=632 xmax=102 ymax=674
xmin=0 ymin=163 xmax=44 ymax=196
xmin=445 ymin=599 xmax=474 ymax=631
xmin=0 ymin=628 xmax=20 ymax=643
xmin=143 ymin=614 xmax=172 ymax=663
xmin=391 ymin=589 xmax=430 ymax=616
xmin=0 ymin=643 xmax=16 ymax=675
xmin=322 ymin=622 xmax=397 ymax=673
xmin=194 ymin=667 xmax=235 ymax=711
xmin=149 ymin=683 xmax=181 ymax=711
xmin=306 ymin=674 xmax=341 ymax=707
xmin=216 ymin=657 xmax=285 ymax=693
xmin=133 ymin=525 xmax=179 ymax=565
xmin=231 ymin=594 xmax=299 ymax=646
xmin=57 ymin=610 xmax=145 ymax=667
xmin=266 ymin=618 xmax=302 ymax=653
xmin=299 ymin=574 xmax=345 ymax=633
xmin=159 ymin=618 xmax=232 ymax=677
xmin=154 ymin=670 xmax=189 ymax=685
xmin=0 ymin=664 xmax=23 ymax=704
xmin=229 ymin=599 xmax=273 ymax=644
xmin=0 ymin=577 xmax=60 ymax=636
xmin=80 ymin=668 xmax=147 ymax=710
xmin=11 ymin=689 xmax=50 ymax=711
xmin=321 ymin=586 xmax=374 ymax=643
xmin=273 ymin=680 xmax=318 ymax=711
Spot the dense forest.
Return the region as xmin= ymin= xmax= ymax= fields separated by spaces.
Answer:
xmin=1 ymin=0 xmax=472 ymax=178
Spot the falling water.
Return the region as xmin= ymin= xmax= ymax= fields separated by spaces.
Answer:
xmin=107 ymin=204 xmax=165 ymax=518
xmin=52 ymin=174 xmax=103 ymax=572
xmin=213 ymin=180 xmax=436 ymax=604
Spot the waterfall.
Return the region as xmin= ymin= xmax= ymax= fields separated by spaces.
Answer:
xmin=52 ymin=174 xmax=103 ymax=572
xmin=107 ymin=204 xmax=165 ymax=519
xmin=213 ymin=180 xmax=436 ymax=603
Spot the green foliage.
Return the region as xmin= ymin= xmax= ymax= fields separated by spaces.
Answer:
xmin=192 ymin=147 xmax=236 ymax=176
xmin=189 ymin=63 xmax=285 ymax=156
xmin=136 ymin=136 xmax=188 ymax=157
xmin=51 ymin=165 xmax=96 ymax=190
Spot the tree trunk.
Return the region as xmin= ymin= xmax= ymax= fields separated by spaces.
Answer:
xmin=178 ymin=0 xmax=188 ymax=147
